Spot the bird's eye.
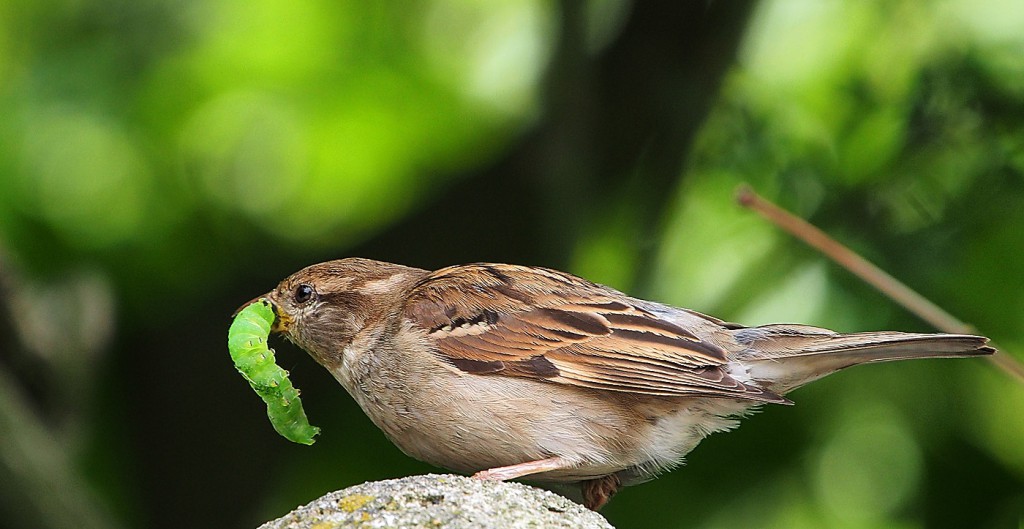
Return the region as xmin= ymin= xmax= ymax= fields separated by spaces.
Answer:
xmin=294 ymin=284 xmax=315 ymax=304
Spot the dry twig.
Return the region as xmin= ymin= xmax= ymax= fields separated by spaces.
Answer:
xmin=736 ymin=184 xmax=1024 ymax=383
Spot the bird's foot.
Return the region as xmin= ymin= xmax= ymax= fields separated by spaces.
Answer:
xmin=471 ymin=456 xmax=571 ymax=481
xmin=582 ymin=474 xmax=621 ymax=511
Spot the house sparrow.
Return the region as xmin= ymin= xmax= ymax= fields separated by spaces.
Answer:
xmin=256 ymin=258 xmax=993 ymax=510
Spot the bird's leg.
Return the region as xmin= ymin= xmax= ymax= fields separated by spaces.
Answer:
xmin=471 ymin=456 xmax=572 ymax=481
xmin=581 ymin=474 xmax=621 ymax=511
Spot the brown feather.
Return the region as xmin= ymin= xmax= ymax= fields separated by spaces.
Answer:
xmin=403 ymin=263 xmax=786 ymax=403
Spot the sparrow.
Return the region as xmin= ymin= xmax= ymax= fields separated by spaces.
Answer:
xmin=256 ymin=258 xmax=994 ymax=510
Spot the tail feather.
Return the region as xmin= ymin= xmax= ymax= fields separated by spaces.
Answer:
xmin=733 ymin=324 xmax=994 ymax=394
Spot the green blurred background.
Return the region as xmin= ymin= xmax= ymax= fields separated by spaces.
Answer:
xmin=1 ymin=1 xmax=1022 ymax=527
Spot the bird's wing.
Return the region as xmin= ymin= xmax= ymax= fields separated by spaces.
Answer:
xmin=402 ymin=263 xmax=786 ymax=403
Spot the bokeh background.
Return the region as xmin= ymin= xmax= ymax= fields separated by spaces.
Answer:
xmin=1 ymin=1 xmax=1022 ymax=528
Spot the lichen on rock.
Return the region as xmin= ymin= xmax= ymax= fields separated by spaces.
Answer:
xmin=259 ymin=474 xmax=615 ymax=529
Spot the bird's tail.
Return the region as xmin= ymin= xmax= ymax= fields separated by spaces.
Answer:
xmin=733 ymin=324 xmax=994 ymax=394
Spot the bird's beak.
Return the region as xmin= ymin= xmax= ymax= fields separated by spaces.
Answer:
xmin=233 ymin=294 xmax=292 ymax=334
xmin=271 ymin=303 xmax=292 ymax=334
xmin=232 ymin=296 xmax=262 ymax=318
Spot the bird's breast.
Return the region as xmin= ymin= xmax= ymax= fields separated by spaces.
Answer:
xmin=329 ymin=320 xmax=755 ymax=482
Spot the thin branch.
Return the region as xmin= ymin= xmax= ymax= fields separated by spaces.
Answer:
xmin=736 ymin=184 xmax=1024 ymax=383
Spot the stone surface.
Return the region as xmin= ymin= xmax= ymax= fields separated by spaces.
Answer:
xmin=258 ymin=474 xmax=615 ymax=529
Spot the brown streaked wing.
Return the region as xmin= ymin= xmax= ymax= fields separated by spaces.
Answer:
xmin=402 ymin=263 xmax=785 ymax=403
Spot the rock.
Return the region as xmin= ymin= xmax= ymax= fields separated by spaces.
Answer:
xmin=258 ymin=474 xmax=615 ymax=529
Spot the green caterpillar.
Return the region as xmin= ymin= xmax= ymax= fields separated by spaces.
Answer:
xmin=228 ymin=299 xmax=320 ymax=445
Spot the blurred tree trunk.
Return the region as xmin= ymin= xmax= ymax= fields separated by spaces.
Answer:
xmin=358 ymin=1 xmax=758 ymax=285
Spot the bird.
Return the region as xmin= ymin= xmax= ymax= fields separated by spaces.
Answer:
xmin=256 ymin=257 xmax=994 ymax=510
